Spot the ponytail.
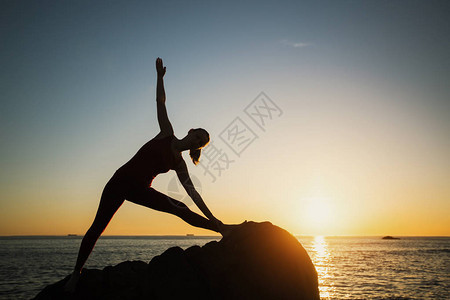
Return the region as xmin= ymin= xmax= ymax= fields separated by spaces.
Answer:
xmin=189 ymin=148 xmax=202 ymax=165
xmin=188 ymin=128 xmax=210 ymax=165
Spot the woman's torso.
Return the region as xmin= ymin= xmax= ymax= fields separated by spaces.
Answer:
xmin=115 ymin=133 xmax=182 ymax=187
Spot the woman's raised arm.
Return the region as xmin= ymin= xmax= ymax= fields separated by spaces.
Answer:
xmin=155 ymin=57 xmax=173 ymax=135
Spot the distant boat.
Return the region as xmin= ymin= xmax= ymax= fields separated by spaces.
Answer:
xmin=67 ymin=234 xmax=78 ymax=237
xmin=186 ymin=234 xmax=194 ymax=236
xmin=382 ymin=236 xmax=400 ymax=240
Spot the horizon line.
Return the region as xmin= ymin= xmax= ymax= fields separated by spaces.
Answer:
xmin=1 ymin=234 xmax=449 ymax=238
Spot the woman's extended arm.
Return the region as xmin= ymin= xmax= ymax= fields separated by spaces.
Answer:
xmin=175 ymin=159 xmax=220 ymax=223
xmin=155 ymin=57 xmax=173 ymax=135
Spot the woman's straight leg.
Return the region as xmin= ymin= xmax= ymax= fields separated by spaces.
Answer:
xmin=126 ymin=187 xmax=219 ymax=232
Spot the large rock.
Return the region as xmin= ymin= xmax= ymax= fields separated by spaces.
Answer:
xmin=34 ymin=221 xmax=319 ymax=299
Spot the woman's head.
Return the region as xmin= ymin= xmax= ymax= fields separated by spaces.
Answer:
xmin=188 ymin=128 xmax=210 ymax=165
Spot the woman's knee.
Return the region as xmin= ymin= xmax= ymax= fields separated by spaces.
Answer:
xmin=169 ymin=198 xmax=189 ymax=210
xmin=172 ymin=202 xmax=196 ymax=219
xmin=162 ymin=196 xmax=190 ymax=213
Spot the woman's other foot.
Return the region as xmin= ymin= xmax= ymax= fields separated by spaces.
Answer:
xmin=63 ymin=272 xmax=80 ymax=294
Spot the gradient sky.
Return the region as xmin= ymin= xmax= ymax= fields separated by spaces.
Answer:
xmin=1 ymin=0 xmax=449 ymax=236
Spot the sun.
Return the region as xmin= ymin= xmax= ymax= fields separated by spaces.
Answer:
xmin=302 ymin=196 xmax=333 ymax=233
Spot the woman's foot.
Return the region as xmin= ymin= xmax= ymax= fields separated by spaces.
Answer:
xmin=63 ymin=271 xmax=80 ymax=294
xmin=218 ymin=220 xmax=247 ymax=238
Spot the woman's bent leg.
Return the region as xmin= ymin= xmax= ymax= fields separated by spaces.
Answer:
xmin=127 ymin=187 xmax=219 ymax=232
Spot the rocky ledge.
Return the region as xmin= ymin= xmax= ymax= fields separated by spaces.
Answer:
xmin=34 ymin=221 xmax=319 ymax=300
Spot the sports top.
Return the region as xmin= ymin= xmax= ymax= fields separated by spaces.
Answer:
xmin=116 ymin=134 xmax=182 ymax=187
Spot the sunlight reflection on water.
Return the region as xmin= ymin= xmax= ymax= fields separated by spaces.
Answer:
xmin=311 ymin=236 xmax=335 ymax=299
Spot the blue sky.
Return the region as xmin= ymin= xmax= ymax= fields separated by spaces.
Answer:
xmin=1 ymin=0 xmax=449 ymax=235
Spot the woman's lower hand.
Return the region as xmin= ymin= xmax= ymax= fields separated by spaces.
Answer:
xmin=211 ymin=218 xmax=224 ymax=233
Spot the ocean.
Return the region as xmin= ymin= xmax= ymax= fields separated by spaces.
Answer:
xmin=0 ymin=236 xmax=448 ymax=299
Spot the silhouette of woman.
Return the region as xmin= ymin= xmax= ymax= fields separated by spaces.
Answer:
xmin=65 ymin=58 xmax=234 ymax=292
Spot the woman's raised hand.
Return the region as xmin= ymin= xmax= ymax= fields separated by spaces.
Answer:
xmin=156 ymin=57 xmax=166 ymax=77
